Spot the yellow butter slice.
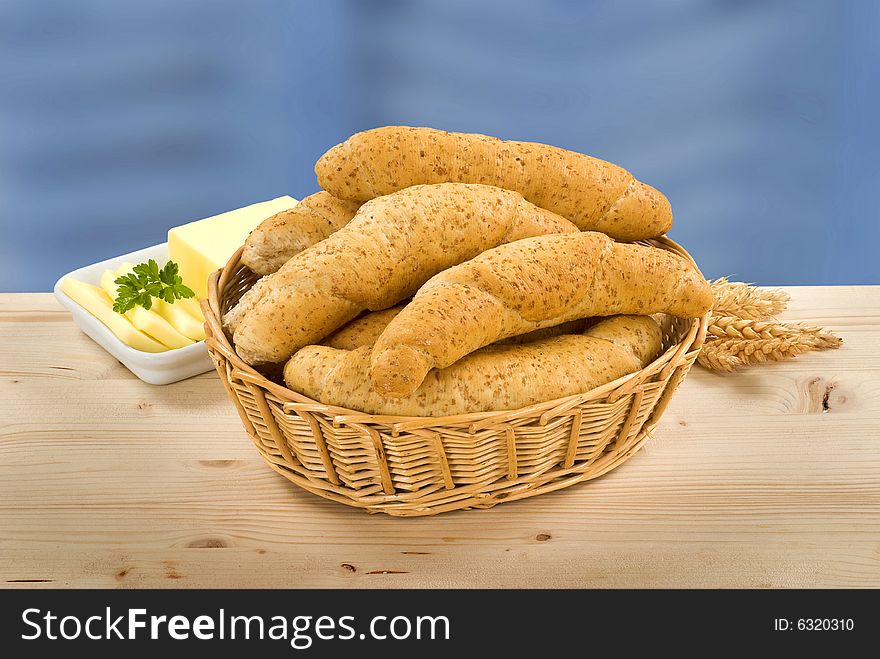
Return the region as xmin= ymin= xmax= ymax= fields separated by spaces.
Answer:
xmin=152 ymin=299 xmax=205 ymax=341
xmin=126 ymin=307 xmax=193 ymax=350
xmin=113 ymin=264 xmax=204 ymax=341
xmin=99 ymin=269 xmax=194 ymax=350
xmin=60 ymin=277 xmax=167 ymax=353
xmin=176 ymin=297 xmax=205 ymax=323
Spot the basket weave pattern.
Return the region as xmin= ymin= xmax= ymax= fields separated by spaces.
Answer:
xmin=203 ymin=237 xmax=708 ymax=516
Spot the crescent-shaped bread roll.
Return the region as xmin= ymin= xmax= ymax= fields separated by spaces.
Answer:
xmin=315 ymin=126 xmax=671 ymax=241
xmin=241 ymin=192 xmax=360 ymax=275
xmin=284 ymin=315 xmax=662 ymax=416
xmin=229 ymin=183 xmax=577 ymax=365
xmin=370 ymin=232 xmax=712 ymax=396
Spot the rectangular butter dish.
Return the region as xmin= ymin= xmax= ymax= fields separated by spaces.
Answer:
xmin=53 ymin=243 xmax=214 ymax=385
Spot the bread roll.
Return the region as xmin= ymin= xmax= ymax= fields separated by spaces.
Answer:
xmin=229 ymin=183 xmax=577 ymax=365
xmin=320 ymin=304 xmax=407 ymax=350
xmin=321 ymin=304 xmax=588 ymax=351
xmin=370 ymin=232 xmax=712 ymax=396
xmin=241 ymin=192 xmax=359 ymax=275
xmin=315 ymin=126 xmax=671 ymax=241
xmin=284 ymin=315 xmax=662 ymax=416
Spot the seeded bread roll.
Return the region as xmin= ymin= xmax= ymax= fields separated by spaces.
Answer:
xmin=321 ymin=304 xmax=589 ymax=351
xmin=228 ymin=183 xmax=577 ymax=365
xmin=315 ymin=126 xmax=672 ymax=241
xmin=370 ymin=232 xmax=712 ymax=396
xmin=320 ymin=304 xmax=407 ymax=351
xmin=284 ymin=315 xmax=662 ymax=416
xmin=241 ymin=192 xmax=360 ymax=275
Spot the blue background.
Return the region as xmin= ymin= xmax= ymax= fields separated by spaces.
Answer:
xmin=1 ymin=0 xmax=878 ymax=292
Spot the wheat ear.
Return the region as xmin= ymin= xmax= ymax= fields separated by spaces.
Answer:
xmin=698 ymin=280 xmax=842 ymax=372
xmin=696 ymin=344 xmax=744 ymax=372
xmin=709 ymin=277 xmax=789 ymax=320
xmin=700 ymin=318 xmax=841 ymax=370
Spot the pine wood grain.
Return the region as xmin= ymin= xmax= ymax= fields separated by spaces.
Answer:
xmin=1 ymin=287 xmax=878 ymax=588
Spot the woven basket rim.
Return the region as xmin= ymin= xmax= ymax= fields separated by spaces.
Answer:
xmin=202 ymin=235 xmax=709 ymax=425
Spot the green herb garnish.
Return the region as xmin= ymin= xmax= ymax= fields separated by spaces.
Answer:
xmin=112 ymin=259 xmax=195 ymax=313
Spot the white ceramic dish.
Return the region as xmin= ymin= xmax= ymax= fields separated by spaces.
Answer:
xmin=53 ymin=243 xmax=214 ymax=385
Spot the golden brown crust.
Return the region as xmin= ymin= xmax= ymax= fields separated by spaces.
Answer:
xmin=320 ymin=304 xmax=407 ymax=350
xmin=320 ymin=306 xmax=588 ymax=351
xmin=315 ymin=126 xmax=672 ymax=240
xmin=241 ymin=192 xmax=360 ymax=275
xmin=284 ymin=315 xmax=662 ymax=416
xmin=229 ymin=183 xmax=577 ymax=365
xmin=370 ymin=232 xmax=712 ymax=396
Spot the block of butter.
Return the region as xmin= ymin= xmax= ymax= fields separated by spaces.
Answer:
xmin=168 ymin=196 xmax=298 ymax=299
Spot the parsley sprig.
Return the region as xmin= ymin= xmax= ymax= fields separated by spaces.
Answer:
xmin=112 ymin=259 xmax=195 ymax=314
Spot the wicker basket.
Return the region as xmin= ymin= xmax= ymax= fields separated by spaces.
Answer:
xmin=202 ymin=236 xmax=708 ymax=516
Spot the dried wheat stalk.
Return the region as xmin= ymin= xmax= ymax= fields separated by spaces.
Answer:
xmin=699 ymin=320 xmax=842 ymax=371
xmin=698 ymin=279 xmax=842 ymax=372
xmin=696 ymin=344 xmax=743 ymax=371
xmin=709 ymin=277 xmax=789 ymax=320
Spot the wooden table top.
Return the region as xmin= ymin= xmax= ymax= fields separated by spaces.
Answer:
xmin=1 ymin=287 xmax=878 ymax=588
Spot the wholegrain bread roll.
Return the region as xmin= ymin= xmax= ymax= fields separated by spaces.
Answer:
xmin=321 ymin=304 xmax=588 ymax=351
xmin=370 ymin=232 xmax=712 ymax=396
xmin=320 ymin=304 xmax=407 ymax=350
xmin=315 ymin=126 xmax=672 ymax=241
xmin=229 ymin=183 xmax=577 ymax=365
xmin=241 ymin=192 xmax=359 ymax=275
xmin=284 ymin=315 xmax=662 ymax=416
